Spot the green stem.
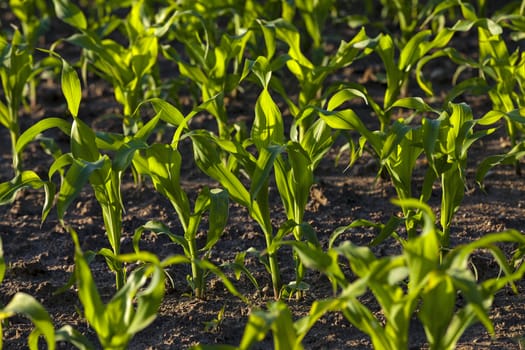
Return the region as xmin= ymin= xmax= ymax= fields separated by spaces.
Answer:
xmin=264 ymin=230 xmax=281 ymax=300
xmin=9 ymin=127 xmax=21 ymax=177
xmin=189 ymin=239 xmax=204 ymax=299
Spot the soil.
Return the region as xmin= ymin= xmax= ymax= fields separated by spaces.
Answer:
xmin=1 ymin=4 xmax=525 ymax=350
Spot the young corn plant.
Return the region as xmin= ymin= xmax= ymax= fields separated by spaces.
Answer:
xmin=289 ymin=199 xmax=525 ymax=350
xmin=8 ymin=0 xmax=52 ymax=108
xmin=315 ymin=94 xmax=432 ymax=240
xmin=67 ymin=227 xmax=165 ymax=350
xmin=53 ymin=0 xmax=160 ymax=136
xmin=373 ymin=28 xmax=454 ymax=131
xmin=132 ymin=143 xmax=230 ymax=299
xmin=476 ymin=25 xmax=525 ymax=173
xmin=189 ymin=128 xmax=286 ymax=299
xmin=256 ymin=19 xmax=375 ymax=142
xmin=162 ymin=19 xmax=252 ymax=140
xmin=419 ymin=102 xmax=496 ymax=248
xmin=0 ymin=29 xmax=35 ymax=176
xmin=49 ymin=54 xmax=148 ymax=290
xmin=279 ymin=0 xmax=335 ymax=59
xmin=0 ymin=42 xmax=71 ymax=221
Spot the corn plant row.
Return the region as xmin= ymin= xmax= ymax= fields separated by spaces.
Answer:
xmin=1 ymin=0 xmax=525 ymax=348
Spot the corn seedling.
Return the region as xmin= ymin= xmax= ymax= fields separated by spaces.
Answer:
xmin=162 ymin=15 xmax=252 ymax=139
xmin=289 ymin=199 xmax=525 ymax=350
xmin=53 ymin=0 xmax=160 ymax=136
xmin=419 ymin=102 xmax=495 ymax=247
xmin=67 ymin=227 xmax=165 ymax=350
xmin=0 ymin=29 xmax=34 ymax=175
xmin=133 ymin=144 xmax=230 ymax=298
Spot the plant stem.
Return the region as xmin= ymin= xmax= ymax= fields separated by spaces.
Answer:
xmin=189 ymin=240 xmax=204 ymax=299
xmin=264 ymin=230 xmax=281 ymax=300
xmin=9 ymin=127 xmax=21 ymax=177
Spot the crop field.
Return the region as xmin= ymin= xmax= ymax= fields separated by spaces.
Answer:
xmin=1 ymin=0 xmax=525 ymax=349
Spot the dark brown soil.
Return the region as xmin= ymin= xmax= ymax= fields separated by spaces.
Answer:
xmin=1 ymin=4 xmax=525 ymax=350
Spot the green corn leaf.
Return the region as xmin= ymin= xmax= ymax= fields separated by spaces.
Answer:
xmin=16 ymin=117 xmax=71 ymax=154
xmin=134 ymin=220 xmax=190 ymax=257
xmin=375 ymin=34 xmax=399 ymax=108
xmin=71 ymin=118 xmax=100 ymax=162
xmin=318 ymin=109 xmax=374 ymax=142
xmin=419 ymin=273 xmax=456 ymax=347
xmin=0 ymin=171 xmax=43 ymax=205
xmin=300 ymin=118 xmax=334 ymax=169
xmin=251 ymin=145 xmax=284 ymax=200
xmin=252 ymin=89 xmax=284 ymax=149
xmin=56 ymin=157 xmax=106 ymax=221
xmin=190 ymin=131 xmax=250 ymax=208
xmin=52 ymin=0 xmax=87 ymax=29
xmin=69 ymin=227 xmax=106 ymax=334
xmin=269 ymin=302 xmax=302 ymax=350
xmin=0 ymin=293 xmax=55 ymax=350
xmin=60 ymin=58 xmax=82 ymax=117
xmin=399 ymin=30 xmax=431 ymax=71
xmin=145 ymin=144 xmax=191 ymax=231
xmin=476 ymin=142 xmax=525 ymax=186
xmin=202 ymin=188 xmax=229 ymax=252
xmin=444 ymin=77 xmax=490 ymax=104
xmin=389 ymin=97 xmax=437 ymax=113
xmin=126 ymin=265 xmax=165 ymax=336
xmin=0 ymin=171 xmax=54 ymax=223
xmin=238 ymin=308 xmax=274 ymax=350
xmin=161 ymin=254 xmax=190 ymax=268
xmin=288 ymin=241 xmax=345 ymax=284
xmin=0 ymin=100 xmax=10 ymax=129
xmin=257 ymin=19 xmax=276 ymax=59
xmin=327 ymin=88 xmax=368 ymax=111
xmin=287 ymin=142 xmax=313 ymax=216
xmin=113 ymin=139 xmax=148 ymax=173
xmin=146 ymin=98 xmax=185 ymax=127
xmin=55 ymin=325 xmax=94 ymax=350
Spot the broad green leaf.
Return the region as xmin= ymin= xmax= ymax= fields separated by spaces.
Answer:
xmin=60 ymin=59 xmax=82 ymax=117
xmin=71 ymin=118 xmax=100 ymax=162
xmin=145 ymin=144 xmax=191 ymax=231
xmin=257 ymin=19 xmax=276 ymax=59
xmin=0 ymin=171 xmax=43 ymax=205
xmin=375 ymin=34 xmax=399 ymax=108
xmin=252 ymin=89 xmax=284 ymax=149
xmin=55 ymin=325 xmax=94 ymax=350
xmin=133 ymin=220 xmax=190 ymax=256
xmin=0 ymin=100 xmax=9 ymax=129
xmin=269 ymin=302 xmax=302 ymax=350
xmin=16 ymin=117 xmax=71 ymax=154
xmin=190 ymin=131 xmax=250 ymax=208
xmin=202 ymin=188 xmax=229 ymax=252
xmin=146 ymin=98 xmax=185 ymax=127
xmin=113 ymin=139 xmax=148 ymax=172
xmin=327 ymin=88 xmax=368 ymax=111
xmin=389 ymin=97 xmax=437 ymax=113
xmin=318 ymin=108 xmax=377 ymax=151
xmin=399 ymin=30 xmax=431 ymax=71
xmin=419 ymin=273 xmax=456 ymax=346
xmin=251 ymin=145 xmax=284 ymax=200
xmin=52 ymin=0 xmax=87 ymax=30
xmin=126 ymin=265 xmax=165 ymax=336
xmin=1 ymin=293 xmax=55 ymax=350
xmin=57 ymin=157 xmax=106 ymax=221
